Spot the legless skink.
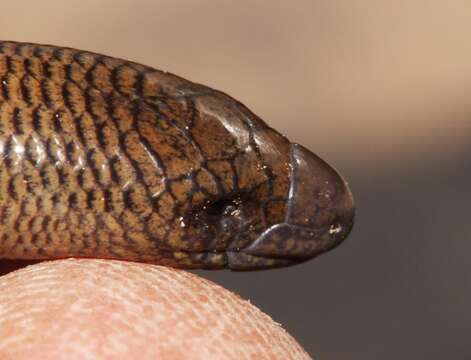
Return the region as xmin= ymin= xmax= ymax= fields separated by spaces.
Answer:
xmin=0 ymin=41 xmax=354 ymax=270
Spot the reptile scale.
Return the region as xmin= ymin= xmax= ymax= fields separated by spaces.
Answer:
xmin=0 ymin=41 xmax=354 ymax=270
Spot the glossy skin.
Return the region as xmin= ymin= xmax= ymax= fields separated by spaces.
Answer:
xmin=0 ymin=41 xmax=354 ymax=270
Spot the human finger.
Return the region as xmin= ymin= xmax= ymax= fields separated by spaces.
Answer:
xmin=0 ymin=259 xmax=310 ymax=360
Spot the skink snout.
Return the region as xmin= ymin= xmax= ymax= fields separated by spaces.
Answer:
xmin=239 ymin=143 xmax=355 ymax=266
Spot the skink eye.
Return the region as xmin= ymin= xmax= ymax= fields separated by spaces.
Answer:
xmin=180 ymin=193 xmax=266 ymax=252
xmin=203 ymin=197 xmax=240 ymax=217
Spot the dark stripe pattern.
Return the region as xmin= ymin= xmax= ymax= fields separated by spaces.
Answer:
xmin=0 ymin=41 xmax=291 ymax=269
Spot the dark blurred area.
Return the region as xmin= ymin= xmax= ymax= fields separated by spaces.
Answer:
xmin=2 ymin=1 xmax=470 ymax=358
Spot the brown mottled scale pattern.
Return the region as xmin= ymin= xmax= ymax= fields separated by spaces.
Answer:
xmin=0 ymin=41 xmax=355 ymax=270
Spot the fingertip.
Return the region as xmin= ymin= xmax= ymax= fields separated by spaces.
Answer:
xmin=0 ymin=259 xmax=311 ymax=360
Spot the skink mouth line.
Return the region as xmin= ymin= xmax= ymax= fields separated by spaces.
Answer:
xmin=229 ymin=249 xmax=310 ymax=261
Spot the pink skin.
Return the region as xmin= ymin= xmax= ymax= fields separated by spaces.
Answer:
xmin=0 ymin=259 xmax=310 ymax=360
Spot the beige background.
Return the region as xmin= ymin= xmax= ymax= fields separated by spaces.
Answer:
xmin=2 ymin=1 xmax=470 ymax=359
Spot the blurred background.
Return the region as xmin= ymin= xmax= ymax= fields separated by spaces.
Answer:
xmin=2 ymin=1 xmax=470 ymax=358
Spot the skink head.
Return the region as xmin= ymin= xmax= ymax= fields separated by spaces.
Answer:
xmin=174 ymin=91 xmax=355 ymax=270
